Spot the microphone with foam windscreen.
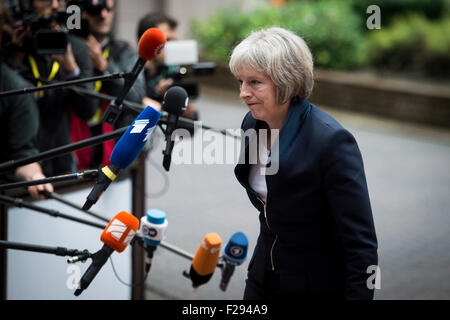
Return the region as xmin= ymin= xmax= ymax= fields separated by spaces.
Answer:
xmin=162 ymin=86 xmax=188 ymax=171
xmin=138 ymin=209 xmax=168 ymax=274
xmin=102 ymin=27 xmax=166 ymax=125
xmin=74 ymin=211 xmax=139 ymax=296
xmin=82 ymin=106 xmax=161 ymax=211
xmin=183 ymin=233 xmax=222 ymax=289
xmin=220 ymin=232 xmax=248 ymax=291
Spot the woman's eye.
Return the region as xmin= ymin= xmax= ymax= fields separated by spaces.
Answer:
xmin=251 ymin=80 xmax=261 ymax=85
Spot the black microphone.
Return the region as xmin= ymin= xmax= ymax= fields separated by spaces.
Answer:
xmin=220 ymin=232 xmax=249 ymax=291
xmin=0 ymin=72 xmax=130 ymax=98
xmin=162 ymin=86 xmax=188 ymax=171
xmin=0 ymin=239 xmax=91 ymax=261
xmin=101 ymin=28 xmax=167 ymax=125
xmin=0 ymin=127 xmax=128 ymax=174
xmin=0 ymin=194 xmax=106 ymax=230
xmin=0 ymin=169 xmax=98 ymax=191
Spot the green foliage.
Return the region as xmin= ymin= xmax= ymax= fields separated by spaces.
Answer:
xmin=190 ymin=0 xmax=450 ymax=75
xmin=190 ymin=6 xmax=249 ymax=62
xmin=278 ymin=1 xmax=368 ymax=69
xmin=189 ymin=1 xmax=368 ymax=70
xmin=367 ymin=13 xmax=450 ymax=75
xmin=350 ymin=0 xmax=448 ymax=31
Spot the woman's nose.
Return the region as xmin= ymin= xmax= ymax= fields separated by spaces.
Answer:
xmin=240 ymin=83 xmax=251 ymax=99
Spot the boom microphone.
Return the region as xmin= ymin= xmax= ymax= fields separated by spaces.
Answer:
xmin=74 ymin=211 xmax=139 ymax=296
xmin=220 ymin=232 xmax=248 ymax=291
xmin=184 ymin=233 xmax=222 ymax=288
xmin=82 ymin=105 xmax=161 ymax=210
xmin=138 ymin=209 xmax=168 ymax=273
xmin=0 ymin=169 xmax=98 ymax=191
xmin=162 ymin=86 xmax=188 ymax=171
xmin=102 ymin=27 xmax=167 ymax=125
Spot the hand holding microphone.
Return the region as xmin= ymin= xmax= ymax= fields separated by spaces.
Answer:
xmin=82 ymin=106 xmax=161 ymax=210
xmin=102 ymin=28 xmax=166 ymax=125
xmin=74 ymin=211 xmax=139 ymax=296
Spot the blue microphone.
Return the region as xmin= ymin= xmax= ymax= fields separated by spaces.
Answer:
xmin=82 ymin=106 xmax=161 ymax=210
xmin=220 ymin=232 xmax=248 ymax=291
xmin=139 ymin=209 xmax=168 ymax=273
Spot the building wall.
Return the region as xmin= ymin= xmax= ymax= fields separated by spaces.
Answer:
xmin=114 ymin=0 xmax=163 ymax=46
xmin=164 ymin=0 xmax=267 ymax=39
xmin=114 ymin=0 xmax=268 ymax=46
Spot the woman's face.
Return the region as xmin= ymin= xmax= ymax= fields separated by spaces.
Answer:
xmin=236 ymin=67 xmax=280 ymax=123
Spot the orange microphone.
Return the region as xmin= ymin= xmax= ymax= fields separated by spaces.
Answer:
xmin=138 ymin=27 xmax=167 ymax=60
xmin=102 ymin=27 xmax=167 ymax=125
xmin=184 ymin=233 xmax=222 ymax=288
xmin=74 ymin=211 xmax=139 ymax=296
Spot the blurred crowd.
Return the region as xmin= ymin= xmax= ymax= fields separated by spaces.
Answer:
xmin=0 ymin=0 xmax=198 ymax=199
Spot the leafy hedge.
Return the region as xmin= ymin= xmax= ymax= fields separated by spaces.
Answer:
xmin=351 ymin=0 xmax=448 ymax=31
xmin=189 ymin=0 xmax=450 ymax=75
xmin=367 ymin=13 xmax=450 ymax=75
xmin=190 ymin=1 xmax=368 ymax=70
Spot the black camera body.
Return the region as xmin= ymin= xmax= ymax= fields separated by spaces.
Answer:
xmin=8 ymin=1 xmax=68 ymax=55
xmin=166 ymin=62 xmax=216 ymax=100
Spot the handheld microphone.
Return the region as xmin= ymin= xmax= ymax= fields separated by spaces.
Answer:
xmin=138 ymin=209 xmax=168 ymax=273
xmin=162 ymin=86 xmax=188 ymax=171
xmin=220 ymin=232 xmax=248 ymax=291
xmin=184 ymin=233 xmax=222 ymax=289
xmin=102 ymin=27 xmax=166 ymax=125
xmin=82 ymin=106 xmax=161 ymax=211
xmin=74 ymin=211 xmax=139 ymax=296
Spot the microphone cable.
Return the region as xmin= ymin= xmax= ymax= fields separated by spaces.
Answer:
xmin=109 ymin=256 xmax=150 ymax=289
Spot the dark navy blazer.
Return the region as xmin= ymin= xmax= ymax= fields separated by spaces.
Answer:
xmin=235 ymin=99 xmax=378 ymax=299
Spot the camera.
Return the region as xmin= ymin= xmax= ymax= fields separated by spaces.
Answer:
xmin=164 ymin=62 xmax=216 ymax=100
xmin=7 ymin=0 xmax=68 ymax=54
xmin=162 ymin=40 xmax=216 ymax=100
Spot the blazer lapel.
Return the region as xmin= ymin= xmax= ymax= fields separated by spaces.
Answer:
xmin=270 ymin=99 xmax=311 ymax=175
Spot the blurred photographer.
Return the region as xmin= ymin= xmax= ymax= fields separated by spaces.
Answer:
xmin=4 ymin=0 xmax=96 ymax=177
xmin=0 ymin=2 xmax=53 ymax=200
xmin=69 ymin=0 xmax=148 ymax=169
xmin=136 ymin=12 xmax=199 ymax=121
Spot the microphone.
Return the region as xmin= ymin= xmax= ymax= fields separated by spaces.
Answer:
xmin=219 ymin=232 xmax=249 ymax=291
xmin=102 ymin=27 xmax=166 ymax=125
xmin=138 ymin=209 xmax=168 ymax=273
xmin=74 ymin=211 xmax=139 ymax=296
xmin=162 ymin=86 xmax=188 ymax=171
xmin=184 ymin=233 xmax=222 ymax=289
xmin=82 ymin=105 xmax=161 ymax=211
xmin=0 ymin=169 xmax=98 ymax=191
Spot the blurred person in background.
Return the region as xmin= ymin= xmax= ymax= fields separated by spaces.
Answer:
xmin=0 ymin=1 xmax=52 ymax=200
xmin=136 ymin=12 xmax=199 ymax=121
xmin=231 ymin=27 xmax=378 ymax=300
xmin=70 ymin=0 xmax=148 ymax=170
xmin=4 ymin=0 xmax=96 ymax=177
